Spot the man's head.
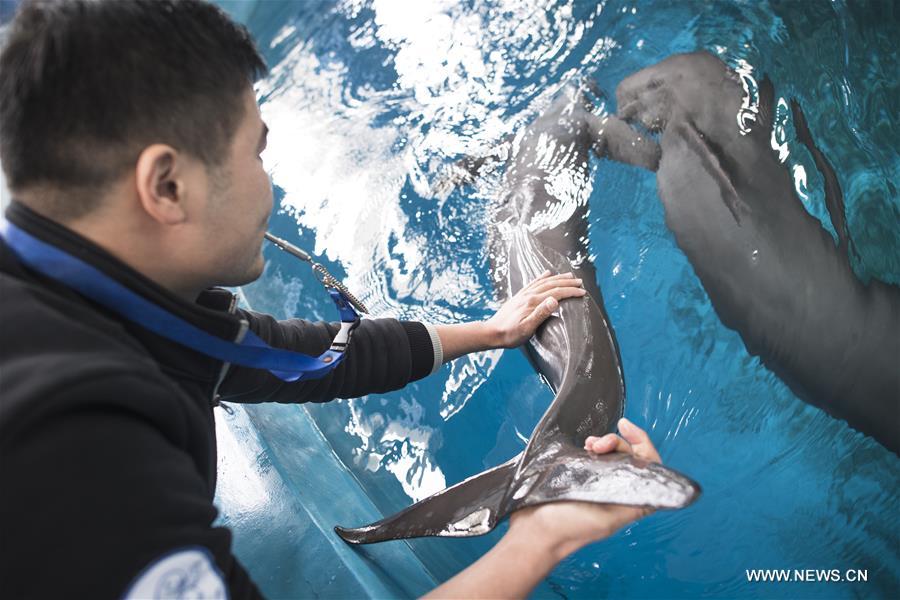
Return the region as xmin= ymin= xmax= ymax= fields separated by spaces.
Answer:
xmin=0 ymin=0 xmax=274 ymax=296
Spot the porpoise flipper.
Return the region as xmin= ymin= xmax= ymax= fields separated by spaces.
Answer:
xmin=789 ymin=99 xmax=857 ymax=261
xmin=335 ymin=460 xmax=517 ymax=544
xmin=509 ymin=448 xmax=701 ymax=512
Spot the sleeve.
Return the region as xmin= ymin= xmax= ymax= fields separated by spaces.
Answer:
xmin=0 ymin=373 xmax=263 ymax=600
xmin=217 ymin=311 xmax=440 ymax=404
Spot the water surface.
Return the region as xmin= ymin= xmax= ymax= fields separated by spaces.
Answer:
xmin=234 ymin=1 xmax=900 ymax=597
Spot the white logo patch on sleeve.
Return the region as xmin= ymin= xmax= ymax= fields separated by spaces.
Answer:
xmin=124 ymin=547 xmax=228 ymax=599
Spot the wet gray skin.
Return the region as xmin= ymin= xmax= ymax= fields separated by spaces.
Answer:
xmin=335 ymin=87 xmax=700 ymax=545
xmin=614 ymin=52 xmax=899 ymax=454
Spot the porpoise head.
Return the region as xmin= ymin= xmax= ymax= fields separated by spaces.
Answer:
xmin=617 ymin=51 xmax=745 ymax=140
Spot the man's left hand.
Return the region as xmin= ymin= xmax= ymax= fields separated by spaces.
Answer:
xmin=485 ymin=270 xmax=587 ymax=348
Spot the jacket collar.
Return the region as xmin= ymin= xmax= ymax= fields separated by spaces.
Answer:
xmin=4 ymin=200 xmax=245 ymax=386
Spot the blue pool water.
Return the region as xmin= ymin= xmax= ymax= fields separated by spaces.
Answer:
xmin=219 ymin=1 xmax=899 ymax=597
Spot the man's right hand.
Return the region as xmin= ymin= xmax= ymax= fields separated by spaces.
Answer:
xmin=507 ymin=417 xmax=662 ymax=560
xmin=425 ymin=418 xmax=664 ymax=599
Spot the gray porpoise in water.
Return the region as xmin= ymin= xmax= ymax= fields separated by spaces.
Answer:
xmin=611 ymin=52 xmax=899 ymax=455
xmin=334 ymin=85 xmax=700 ymax=545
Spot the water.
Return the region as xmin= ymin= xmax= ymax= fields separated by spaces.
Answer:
xmin=229 ymin=1 xmax=900 ymax=597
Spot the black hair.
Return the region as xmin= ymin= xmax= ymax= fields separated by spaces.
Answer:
xmin=0 ymin=0 xmax=267 ymax=218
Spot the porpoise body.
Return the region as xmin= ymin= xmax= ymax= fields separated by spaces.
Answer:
xmin=612 ymin=52 xmax=900 ymax=453
xmin=334 ymin=86 xmax=699 ymax=545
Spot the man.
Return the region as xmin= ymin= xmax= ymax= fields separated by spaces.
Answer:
xmin=0 ymin=1 xmax=664 ymax=597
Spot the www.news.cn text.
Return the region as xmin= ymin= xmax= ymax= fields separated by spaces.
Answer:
xmin=746 ymin=569 xmax=868 ymax=583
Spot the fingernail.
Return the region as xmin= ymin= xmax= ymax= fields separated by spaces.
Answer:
xmin=575 ymin=278 xmax=583 ymax=284
xmin=618 ymin=417 xmax=635 ymax=434
xmin=545 ymin=297 xmax=558 ymax=309
xmin=577 ymin=288 xmax=587 ymax=295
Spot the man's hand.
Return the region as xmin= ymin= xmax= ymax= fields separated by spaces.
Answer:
xmin=507 ymin=417 xmax=662 ymax=559
xmin=485 ymin=270 xmax=587 ymax=349
xmin=433 ymin=270 xmax=587 ymax=363
xmin=425 ymin=418 xmax=662 ymax=599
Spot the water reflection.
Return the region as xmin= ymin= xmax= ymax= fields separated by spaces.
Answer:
xmin=345 ymin=397 xmax=447 ymax=502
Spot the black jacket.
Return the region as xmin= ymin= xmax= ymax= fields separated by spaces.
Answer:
xmin=0 ymin=202 xmax=437 ymax=598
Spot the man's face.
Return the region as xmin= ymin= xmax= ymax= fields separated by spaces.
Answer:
xmin=199 ymin=87 xmax=273 ymax=288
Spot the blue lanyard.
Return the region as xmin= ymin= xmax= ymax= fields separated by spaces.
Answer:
xmin=0 ymin=220 xmax=360 ymax=382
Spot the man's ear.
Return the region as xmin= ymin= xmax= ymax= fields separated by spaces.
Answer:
xmin=134 ymin=144 xmax=190 ymax=225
